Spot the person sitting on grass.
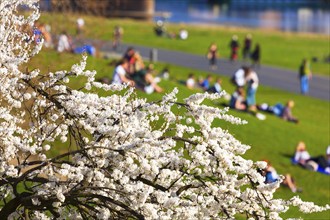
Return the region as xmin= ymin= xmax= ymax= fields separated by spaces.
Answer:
xmin=122 ymin=47 xmax=144 ymax=74
xmin=207 ymin=78 xmax=222 ymax=93
xmin=293 ymin=141 xmax=312 ymax=168
xmin=262 ymin=160 xmax=302 ymax=193
xmin=157 ymin=67 xmax=170 ymax=80
xmin=57 ymin=31 xmax=73 ymax=53
xmin=154 ymin=20 xmax=166 ymax=37
xmin=141 ymin=65 xmax=163 ymax=94
xmin=229 ymin=87 xmax=247 ymax=111
xmin=292 ymin=142 xmax=330 ymax=174
xmin=228 ymin=87 xmax=266 ymax=120
xmin=112 ymin=59 xmax=135 ymax=87
xmin=121 ymin=48 xmax=163 ymax=94
xmin=128 ymin=64 xmax=163 ymax=94
xmin=186 ymin=73 xmax=196 ymax=90
xmin=199 ymin=75 xmax=212 ymax=91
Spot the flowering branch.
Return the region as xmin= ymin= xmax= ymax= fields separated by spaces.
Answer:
xmin=0 ymin=1 xmax=329 ymax=219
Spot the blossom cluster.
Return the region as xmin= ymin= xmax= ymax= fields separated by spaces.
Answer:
xmin=0 ymin=1 xmax=329 ymax=219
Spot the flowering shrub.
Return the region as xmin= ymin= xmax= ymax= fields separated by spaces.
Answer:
xmin=0 ymin=0 xmax=329 ymax=219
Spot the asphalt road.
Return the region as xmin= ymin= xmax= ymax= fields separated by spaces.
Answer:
xmin=82 ymin=38 xmax=330 ymax=101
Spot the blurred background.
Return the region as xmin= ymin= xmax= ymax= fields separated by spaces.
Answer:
xmin=40 ymin=0 xmax=330 ymax=34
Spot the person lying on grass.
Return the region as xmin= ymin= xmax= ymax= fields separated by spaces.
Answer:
xmin=257 ymin=100 xmax=299 ymax=123
xmin=292 ymin=142 xmax=330 ymax=174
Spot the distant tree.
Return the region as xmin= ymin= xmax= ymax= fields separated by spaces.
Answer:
xmin=0 ymin=0 xmax=329 ymax=219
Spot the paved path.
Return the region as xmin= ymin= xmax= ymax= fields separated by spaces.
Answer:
xmin=83 ymin=39 xmax=330 ymax=101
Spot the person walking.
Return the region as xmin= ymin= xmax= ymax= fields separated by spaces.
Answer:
xmin=207 ymin=43 xmax=218 ymax=70
xmin=251 ymin=43 xmax=261 ymax=68
xmin=242 ymin=34 xmax=252 ymax=61
xmin=113 ymin=25 xmax=124 ymax=51
xmin=299 ymin=58 xmax=312 ymax=95
xmin=76 ymin=17 xmax=85 ymax=36
xmin=229 ymin=35 xmax=239 ymax=61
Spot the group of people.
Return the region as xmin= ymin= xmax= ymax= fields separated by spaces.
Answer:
xmin=229 ymin=66 xmax=259 ymax=112
xmin=112 ymin=47 xmax=163 ymax=94
xmin=154 ymin=20 xmax=188 ymax=40
xmin=206 ymin=34 xmax=261 ymax=70
xmin=230 ymin=34 xmax=261 ymax=67
xmin=56 ymin=30 xmax=96 ymax=56
xmin=259 ymin=142 xmax=330 ymax=193
xmin=185 ymin=73 xmax=223 ymax=94
xmin=35 ymin=18 xmax=312 ymax=100
xmin=206 ymin=38 xmax=313 ymax=97
xmin=32 ymin=18 xmax=97 ymax=57
xmin=228 ymin=66 xmax=301 ymax=123
xmin=180 ymin=62 xmax=325 ymax=193
xmin=183 ymin=63 xmax=300 ymax=125
xmin=33 ymin=18 xmax=324 ymax=196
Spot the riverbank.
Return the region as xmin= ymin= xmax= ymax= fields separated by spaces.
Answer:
xmin=184 ymin=21 xmax=329 ymax=39
xmin=155 ymin=0 xmax=330 ymax=35
xmin=39 ymin=12 xmax=329 ymax=76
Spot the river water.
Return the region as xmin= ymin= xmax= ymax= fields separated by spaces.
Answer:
xmin=154 ymin=0 xmax=330 ymax=34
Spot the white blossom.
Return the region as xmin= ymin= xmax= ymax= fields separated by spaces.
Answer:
xmin=0 ymin=1 xmax=328 ymax=219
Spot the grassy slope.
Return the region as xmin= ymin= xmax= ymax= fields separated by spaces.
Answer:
xmin=38 ymin=13 xmax=330 ymax=76
xmin=25 ymin=50 xmax=330 ymax=219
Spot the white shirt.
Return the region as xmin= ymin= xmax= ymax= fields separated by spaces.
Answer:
xmin=186 ymin=78 xmax=195 ymax=88
xmin=112 ymin=65 xmax=126 ymax=84
xmin=246 ymin=71 xmax=259 ymax=89
xmin=294 ymin=150 xmax=311 ymax=163
xmin=57 ymin=34 xmax=70 ymax=52
xmin=267 ymin=166 xmax=279 ymax=181
xmin=234 ymin=69 xmax=245 ymax=87
xmin=214 ymin=82 xmax=222 ymax=93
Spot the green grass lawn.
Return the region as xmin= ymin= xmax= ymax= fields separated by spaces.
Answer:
xmin=25 ymin=49 xmax=330 ymax=219
xmin=38 ymin=12 xmax=330 ymax=76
